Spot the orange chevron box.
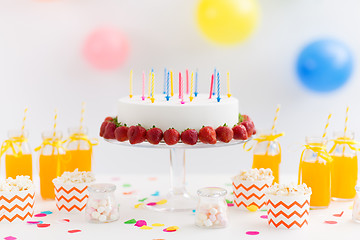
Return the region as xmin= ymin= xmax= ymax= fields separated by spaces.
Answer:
xmin=0 ymin=189 xmax=35 ymax=223
xmin=232 ymin=178 xmax=273 ymax=210
xmin=53 ymin=181 xmax=90 ymax=213
xmin=265 ymin=193 xmax=311 ymax=230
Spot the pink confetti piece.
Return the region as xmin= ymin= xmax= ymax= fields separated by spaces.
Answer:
xmin=57 ymin=218 xmax=70 ymax=224
xmin=246 ymin=231 xmax=260 ymax=235
xmin=163 ymin=229 xmax=176 ymax=232
xmin=260 ymin=215 xmax=268 ymax=219
xmin=34 ymin=213 xmax=47 ymax=217
xmin=134 ymin=220 xmax=147 ymax=227
xmin=324 ymin=221 xmax=337 ymax=224
xmin=333 ymin=211 xmax=344 ymax=217
xmin=37 ymin=223 xmax=51 ymax=228
xmin=147 ymin=202 xmax=157 ymax=206
xmin=68 ymin=229 xmax=82 ymax=233
xmin=4 ymin=236 xmax=17 ymax=240
xmin=227 ymin=203 xmax=234 ymax=207
xmin=27 ymin=221 xmax=43 ymax=224
xmin=148 ymin=177 xmax=157 ymax=181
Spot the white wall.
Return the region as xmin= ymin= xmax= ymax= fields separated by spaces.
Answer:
xmin=0 ymin=0 xmax=359 ymax=178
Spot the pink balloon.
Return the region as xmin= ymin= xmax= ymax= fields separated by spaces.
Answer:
xmin=83 ymin=27 xmax=128 ymax=70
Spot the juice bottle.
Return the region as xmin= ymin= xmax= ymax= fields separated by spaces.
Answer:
xmin=1 ymin=130 xmax=33 ymax=179
xmin=37 ymin=131 xmax=65 ymax=200
xmin=63 ymin=126 xmax=97 ymax=174
xmin=330 ymin=132 xmax=358 ymax=200
xmin=298 ymin=137 xmax=331 ymax=208
xmin=252 ymin=130 xmax=282 ymax=183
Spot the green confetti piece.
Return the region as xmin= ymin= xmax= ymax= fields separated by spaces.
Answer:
xmin=260 ymin=209 xmax=267 ymax=211
xmin=124 ymin=219 xmax=137 ymax=224
xmin=224 ymin=183 xmax=232 ymax=186
xmin=122 ymin=184 xmax=131 ymax=188
xmin=138 ymin=198 xmax=148 ymax=202
xmin=226 ymin=199 xmax=233 ymax=204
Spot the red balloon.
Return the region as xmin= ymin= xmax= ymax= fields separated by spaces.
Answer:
xmin=83 ymin=28 xmax=128 ymax=70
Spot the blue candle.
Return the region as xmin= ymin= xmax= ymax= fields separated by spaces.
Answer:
xmin=216 ymin=72 xmax=221 ymax=102
xmin=166 ymin=71 xmax=170 ymax=101
xmin=195 ymin=71 xmax=198 ymax=97
xmin=163 ymin=68 xmax=167 ymax=94
xmin=213 ymin=68 xmax=216 ymax=95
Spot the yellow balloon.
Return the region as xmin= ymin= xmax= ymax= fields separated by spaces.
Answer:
xmin=197 ymin=0 xmax=259 ymax=45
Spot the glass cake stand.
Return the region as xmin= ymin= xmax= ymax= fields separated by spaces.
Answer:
xmin=105 ymin=139 xmax=251 ymax=212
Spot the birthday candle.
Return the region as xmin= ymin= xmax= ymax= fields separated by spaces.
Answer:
xmin=209 ymin=74 xmax=214 ymax=99
xmin=190 ymin=72 xmax=194 ymax=102
xmin=166 ymin=71 xmax=170 ymax=101
xmin=170 ymin=71 xmax=174 ymax=97
xmin=151 ymin=70 xmax=155 ymax=103
xmin=213 ymin=68 xmax=216 ymax=95
xmin=142 ymin=71 xmax=145 ymax=100
xmin=194 ymin=70 xmax=198 ymax=97
xmin=216 ymin=72 xmax=220 ymax=102
xmin=148 ymin=70 xmax=152 ymax=98
xmin=181 ymin=72 xmax=185 ymax=104
xmin=179 ymin=72 xmax=182 ymax=99
xmin=163 ymin=68 xmax=167 ymax=94
xmin=129 ymin=69 xmax=133 ymax=98
xmin=226 ymin=72 xmax=231 ymax=98
xmin=186 ymin=69 xmax=189 ymax=95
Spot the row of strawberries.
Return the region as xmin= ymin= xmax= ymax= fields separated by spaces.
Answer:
xmin=99 ymin=114 xmax=256 ymax=145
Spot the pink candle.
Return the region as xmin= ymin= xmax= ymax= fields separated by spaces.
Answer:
xmin=186 ymin=69 xmax=189 ymax=95
xmin=181 ymin=74 xmax=185 ymax=104
xmin=142 ymin=71 xmax=145 ymax=101
xmin=209 ymin=74 xmax=214 ymax=99
xmin=179 ymin=72 xmax=182 ymax=99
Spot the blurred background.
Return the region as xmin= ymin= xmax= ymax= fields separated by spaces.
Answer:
xmin=0 ymin=0 xmax=359 ymax=179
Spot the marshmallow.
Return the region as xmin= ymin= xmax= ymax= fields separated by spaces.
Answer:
xmin=0 ymin=176 xmax=34 ymax=192
xmin=86 ymin=198 xmax=119 ymax=223
xmin=54 ymin=169 xmax=95 ymax=184
xmin=267 ymin=183 xmax=312 ymax=196
xmin=195 ymin=203 xmax=228 ymax=228
xmin=232 ymin=168 xmax=273 ymax=181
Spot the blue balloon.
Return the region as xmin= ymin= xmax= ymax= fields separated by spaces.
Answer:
xmin=296 ymin=39 xmax=353 ymax=92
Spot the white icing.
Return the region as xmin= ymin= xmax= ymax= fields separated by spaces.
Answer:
xmin=117 ymin=94 xmax=239 ymax=131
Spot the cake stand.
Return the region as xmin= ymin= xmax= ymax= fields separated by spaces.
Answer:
xmin=105 ymin=139 xmax=250 ymax=212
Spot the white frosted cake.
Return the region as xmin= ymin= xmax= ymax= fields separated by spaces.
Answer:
xmin=117 ymin=94 xmax=239 ymax=131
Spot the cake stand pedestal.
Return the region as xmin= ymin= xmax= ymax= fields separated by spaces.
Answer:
xmin=105 ymin=139 xmax=250 ymax=212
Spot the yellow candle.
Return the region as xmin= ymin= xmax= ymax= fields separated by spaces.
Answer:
xmin=129 ymin=69 xmax=133 ymax=98
xmin=170 ymin=71 xmax=174 ymax=97
xmin=227 ymin=72 xmax=231 ymax=98
xmin=148 ymin=70 xmax=151 ymax=99
xmin=190 ymin=72 xmax=194 ymax=102
xmin=151 ymin=72 xmax=155 ymax=103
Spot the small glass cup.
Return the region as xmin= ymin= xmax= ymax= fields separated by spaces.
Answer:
xmin=352 ymin=186 xmax=360 ymax=223
xmin=86 ymin=183 xmax=119 ymax=223
xmin=195 ymin=187 xmax=228 ymax=228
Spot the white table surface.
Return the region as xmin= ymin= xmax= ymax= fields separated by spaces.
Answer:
xmin=1 ymin=174 xmax=359 ymax=240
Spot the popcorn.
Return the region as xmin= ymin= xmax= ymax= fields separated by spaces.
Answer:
xmin=53 ymin=169 xmax=95 ymax=184
xmin=232 ymin=168 xmax=273 ymax=182
xmin=267 ymin=183 xmax=312 ymax=196
xmin=0 ymin=176 xmax=34 ymax=192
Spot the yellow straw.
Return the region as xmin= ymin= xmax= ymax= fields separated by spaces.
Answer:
xmin=344 ymin=106 xmax=349 ymax=136
xmin=227 ymin=72 xmax=231 ymax=98
xmin=150 ymin=71 xmax=155 ymax=103
xmin=21 ymin=108 xmax=28 ymax=135
xmin=271 ymin=105 xmax=281 ymax=134
xmin=53 ymin=109 xmax=58 ymax=138
xmin=170 ymin=71 xmax=174 ymax=97
xmin=190 ymin=72 xmax=194 ymax=102
xmin=148 ymin=70 xmax=151 ymax=99
xmin=79 ymin=102 xmax=85 ymax=131
xmin=129 ymin=69 xmax=133 ymax=98
xmin=322 ymin=113 xmax=332 ymax=140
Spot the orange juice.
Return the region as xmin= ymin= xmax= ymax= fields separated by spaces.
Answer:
xmin=331 ymin=155 xmax=358 ymax=199
xmin=253 ymin=153 xmax=281 ymax=183
xmin=63 ymin=149 xmax=92 ymax=172
xmin=39 ymin=154 xmax=63 ymax=200
xmin=5 ymin=154 xmax=33 ymax=179
xmin=300 ymin=161 xmax=331 ymax=208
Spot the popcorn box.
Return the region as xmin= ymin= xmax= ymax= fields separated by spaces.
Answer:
xmin=53 ymin=181 xmax=89 ymax=213
xmin=232 ymin=178 xmax=273 ymax=210
xmin=0 ymin=189 xmax=35 ymax=223
xmin=266 ymin=193 xmax=311 ymax=230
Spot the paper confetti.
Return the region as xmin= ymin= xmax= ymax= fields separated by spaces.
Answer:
xmin=140 ymin=225 xmax=153 ymax=230
xmin=57 ymin=219 xmax=70 ymax=223
xmin=122 ymin=183 xmax=131 ymax=188
xmin=34 ymin=213 xmax=47 ymax=217
xmin=260 ymin=209 xmax=267 ymax=211
xmin=227 ymin=203 xmax=234 ymax=207
xmin=226 ymin=199 xmax=233 ymax=204
xmin=27 ymin=221 xmax=43 ymax=224
xmin=246 ymin=231 xmax=260 ymax=235
xmin=333 ymin=211 xmax=344 ymax=217
xmin=224 ymin=183 xmax=232 ymax=186
xmin=324 ymin=221 xmax=338 ymax=224
xmin=138 ymin=198 xmax=148 ymax=202
xmin=135 ymin=220 xmax=147 ymax=227
xmin=260 ymin=215 xmax=268 ymax=219
xmin=123 ymin=191 xmax=135 ymax=195
xmin=151 ymin=191 xmax=160 ymax=196
xmin=166 ymin=226 xmax=179 ymax=231
xmin=40 ymin=211 xmax=53 ymax=215
xmin=37 ymin=223 xmax=51 ymax=228
xmin=4 ymin=236 xmax=16 ymax=240
xmin=163 ymin=229 xmax=176 ymax=232
xmin=148 ymin=177 xmax=157 ymax=181
xmin=68 ymin=230 xmax=82 ymax=233
xmin=152 ymin=223 xmax=165 ymax=227
xmin=147 ymin=202 xmax=157 ymax=206
xmin=156 ymin=199 xmax=167 ymax=205
xmin=124 ymin=219 xmax=137 ymax=224
xmin=134 ymin=203 xmax=144 ymax=208
xmin=247 ymin=205 xmax=258 ymax=212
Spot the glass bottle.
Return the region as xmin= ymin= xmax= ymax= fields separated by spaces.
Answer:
xmin=298 ymin=137 xmax=331 ymax=208
xmin=352 ymin=186 xmax=360 ymax=223
xmin=64 ymin=126 xmax=94 ymax=174
xmin=252 ymin=130 xmax=281 ymax=183
xmin=195 ymin=187 xmax=228 ymax=228
xmin=86 ymin=183 xmax=119 ymax=223
xmin=330 ymin=131 xmax=358 ymax=200
xmin=3 ymin=130 xmax=33 ymax=179
xmin=37 ymin=131 xmax=66 ymax=200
